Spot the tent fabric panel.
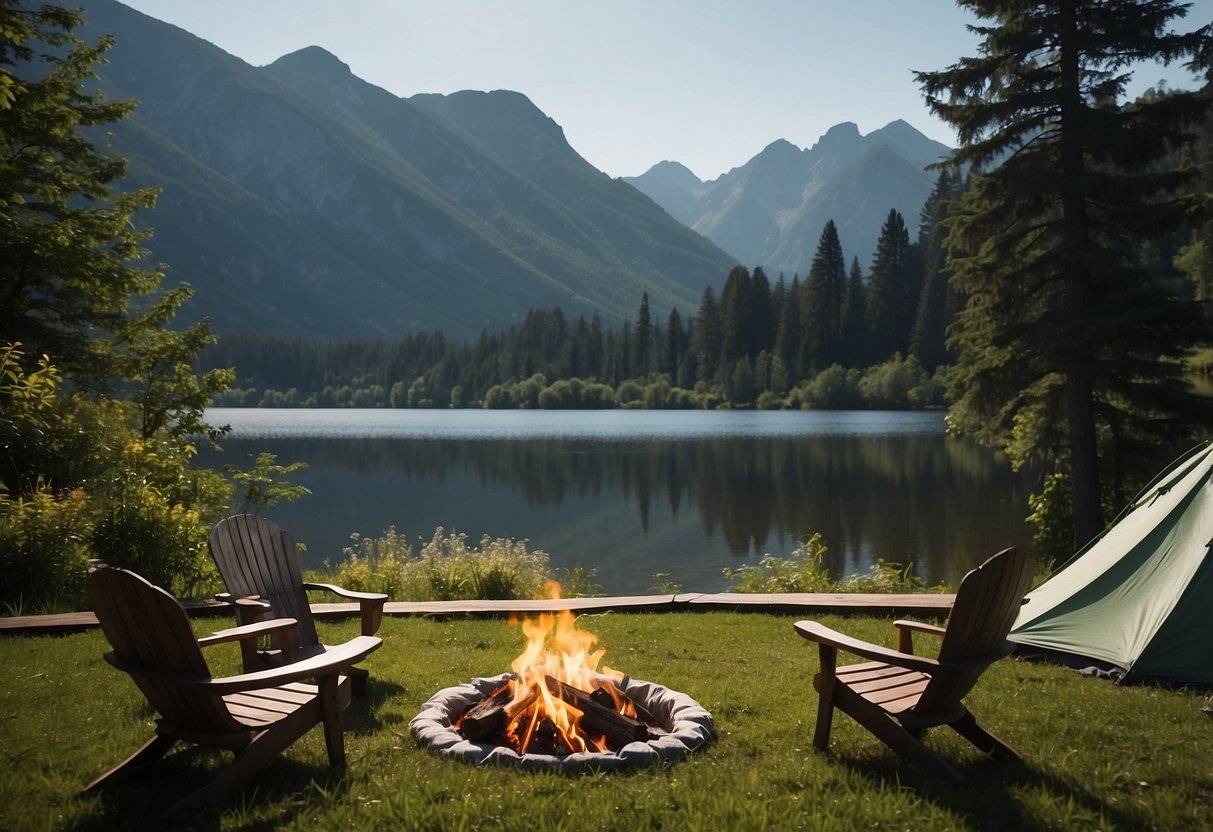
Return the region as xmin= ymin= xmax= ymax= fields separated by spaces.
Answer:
xmin=1009 ymin=443 xmax=1213 ymax=682
xmin=1128 ymin=536 xmax=1213 ymax=684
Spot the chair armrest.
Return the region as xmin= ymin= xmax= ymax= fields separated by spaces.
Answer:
xmin=893 ymin=619 xmax=947 ymax=654
xmin=303 ymin=582 xmax=388 ymax=636
xmin=303 ymin=582 xmax=388 ymax=602
xmin=204 ymin=636 xmax=383 ymax=694
xmin=215 ymin=593 xmax=273 ymax=627
xmin=198 ymin=617 xmax=297 ymax=649
xmin=794 ymin=620 xmax=941 ymax=674
xmin=102 ymin=635 xmax=382 ymax=694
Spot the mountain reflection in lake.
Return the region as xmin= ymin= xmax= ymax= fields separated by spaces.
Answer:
xmin=199 ymin=409 xmax=1036 ymax=595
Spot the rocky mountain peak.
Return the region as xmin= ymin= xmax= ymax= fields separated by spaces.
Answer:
xmin=269 ymin=46 xmax=354 ymax=82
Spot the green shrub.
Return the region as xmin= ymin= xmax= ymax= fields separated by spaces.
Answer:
xmin=89 ymin=437 xmax=223 ymax=597
xmin=331 ymin=525 xmax=414 ymax=597
xmin=724 ymin=533 xmax=949 ymax=594
xmin=722 ymin=533 xmax=834 ymax=593
xmin=0 ymin=488 xmax=93 ymax=613
xmin=403 ymin=529 xmax=551 ymax=600
xmin=834 ymin=560 xmax=942 ymax=593
xmin=325 ymin=526 xmax=600 ymax=600
xmin=797 ymin=365 xmax=864 ymax=409
xmin=755 ymin=389 xmax=784 ymax=410
xmin=1189 ymin=347 xmax=1213 ymax=376
xmin=615 ymin=379 xmax=644 ymax=406
xmin=538 ymin=377 xmax=616 ymax=409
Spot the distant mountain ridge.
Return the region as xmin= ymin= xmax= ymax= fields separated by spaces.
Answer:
xmin=75 ymin=0 xmax=738 ymax=339
xmin=625 ymin=120 xmax=951 ymax=274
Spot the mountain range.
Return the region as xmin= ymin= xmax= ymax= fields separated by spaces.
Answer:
xmin=624 ymin=121 xmax=952 ymax=275
xmin=75 ymin=0 xmax=950 ymax=340
xmin=76 ymin=0 xmax=738 ymax=339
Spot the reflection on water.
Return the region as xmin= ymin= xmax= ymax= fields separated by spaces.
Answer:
xmin=199 ymin=409 xmax=1036 ymax=595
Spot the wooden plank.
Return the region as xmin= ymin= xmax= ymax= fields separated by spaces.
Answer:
xmin=366 ymin=595 xmax=680 ymax=617
xmin=681 ymin=592 xmax=956 ymax=617
xmin=0 ymin=591 xmax=957 ymax=635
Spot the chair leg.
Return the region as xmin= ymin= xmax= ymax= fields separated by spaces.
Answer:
xmin=812 ymin=645 xmax=838 ymax=751
xmin=833 ymin=684 xmax=964 ymax=783
xmin=318 ymin=674 xmax=347 ymax=766
xmin=165 ymin=706 xmax=316 ymax=816
xmin=348 ymin=664 xmax=370 ymax=697
xmin=949 ymin=710 xmax=1021 ymax=761
xmin=84 ymin=734 xmax=177 ymax=794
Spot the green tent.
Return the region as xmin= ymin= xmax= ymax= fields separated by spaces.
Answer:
xmin=1009 ymin=442 xmax=1213 ymax=686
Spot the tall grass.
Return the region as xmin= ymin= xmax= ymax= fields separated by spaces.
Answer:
xmin=324 ymin=526 xmax=601 ymax=600
xmin=723 ymin=533 xmax=951 ymax=593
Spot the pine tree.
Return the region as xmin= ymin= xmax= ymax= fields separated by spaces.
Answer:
xmin=749 ymin=266 xmax=775 ymax=357
xmin=774 ymin=275 xmax=802 ymax=377
xmin=839 ymin=257 xmax=868 ymax=367
xmin=866 ymin=209 xmax=919 ymax=362
xmin=0 ymin=5 xmax=153 ymax=382
xmin=666 ymin=307 xmax=687 ymax=383
xmin=0 ymin=2 xmax=230 ymax=426
xmin=719 ymin=266 xmax=752 ymax=366
xmin=692 ymin=287 xmax=722 ymax=384
xmin=800 ymin=221 xmax=848 ymax=372
xmin=911 ymin=170 xmax=962 ymax=371
xmin=635 ymin=292 xmax=653 ymax=376
xmin=917 ymin=0 xmax=1212 ymax=546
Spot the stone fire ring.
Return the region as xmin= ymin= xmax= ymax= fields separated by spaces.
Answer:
xmin=409 ymin=672 xmax=716 ymax=773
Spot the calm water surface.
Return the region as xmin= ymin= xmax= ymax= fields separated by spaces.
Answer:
xmin=200 ymin=408 xmax=1036 ymax=594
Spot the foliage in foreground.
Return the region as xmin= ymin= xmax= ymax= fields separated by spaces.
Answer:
xmin=0 ymin=345 xmax=232 ymax=612
xmin=723 ymin=533 xmax=951 ymax=594
xmin=1 ymin=613 xmax=1209 ymax=831
xmin=327 ymin=527 xmax=601 ymax=600
xmin=0 ymin=5 xmax=255 ymax=613
xmin=324 ymin=528 xmax=945 ymax=601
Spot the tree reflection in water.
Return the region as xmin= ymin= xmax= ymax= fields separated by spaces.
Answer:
xmin=204 ymin=429 xmax=1035 ymax=594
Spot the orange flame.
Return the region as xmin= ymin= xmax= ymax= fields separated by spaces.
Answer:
xmin=501 ymin=581 xmax=627 ymax=753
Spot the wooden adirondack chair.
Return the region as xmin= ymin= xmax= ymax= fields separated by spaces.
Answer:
xmin=794 ymin=547 xmax=1034 ymax=783
xmin=208 ymin=514 xmax=387 ymax=694
xmin=84 ymin=566 xmax=381 ymax=816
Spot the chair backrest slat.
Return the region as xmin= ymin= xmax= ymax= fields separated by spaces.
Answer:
xmin=88 ymin=568 xmax=242 ymax=734
xmin=915 ymin=548 xmax=1033 ymax=714
xmin=209 ymin=515 xmax=319 ymax=646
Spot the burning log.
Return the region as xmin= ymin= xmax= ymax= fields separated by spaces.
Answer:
xmin=590 ymin=681 xmax=659 ymax=727
xmin=544 ymin=675 xmax=649 ymax=747
xmin=460 ymin=684 xmax=538 ymax=741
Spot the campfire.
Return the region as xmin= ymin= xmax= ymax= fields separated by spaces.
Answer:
xmin=456 ymin=583 xmax=656 ymax=754
xmin=410 ymin=582 xmax=715 ymax=772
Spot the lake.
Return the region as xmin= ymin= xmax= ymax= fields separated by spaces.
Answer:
xmin=198 ymin=408 xmax=1037 ymax=595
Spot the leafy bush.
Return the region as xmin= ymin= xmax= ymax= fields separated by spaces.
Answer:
xmin=328 ymin=526 xmax=600 ymax=600
xmin=724 ymin=533 xmax=949 ymax=594
xmin=722 ymin=533 xmax=834 ymax=593
xmin=834 ymin=560 xmax=941 ymax=593
xmin=404 ymin=529 xmax=551 ymax=600
xmin=1189 ymin=347 xmax=1213 ymax=376
xmin=615 ymin=379 xmax=644 ymax=406
xmin=538 ymin=377 xmax=616 ymax=409
xmin=332 ymin=525 xmax=415 ymax=598
xmin=224 ymin=452 xmax=310 ymax=515
xmin=796 ymin=365 xmax=864 ymax=410
xmin=0 ymin=488 xmax=93 ymax=614
xmin=89 ymin=436 xmax=227 ymax=597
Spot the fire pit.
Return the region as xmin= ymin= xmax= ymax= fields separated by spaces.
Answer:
xmin=410 ymin=588 xmax=715 ymax=773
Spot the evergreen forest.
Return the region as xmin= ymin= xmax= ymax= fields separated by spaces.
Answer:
xmin=202 ymin=159 xmax=1206 ymax=418
xmin=202 ymin=184 xmax=972 ymax=412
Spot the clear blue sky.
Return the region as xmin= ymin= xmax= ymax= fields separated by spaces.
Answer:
xmin=117 ymin=0 xmax=1210 ymax=181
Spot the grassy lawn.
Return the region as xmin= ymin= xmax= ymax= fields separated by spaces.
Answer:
xmin=1 ymin=612 xmax=1209 ymax=830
